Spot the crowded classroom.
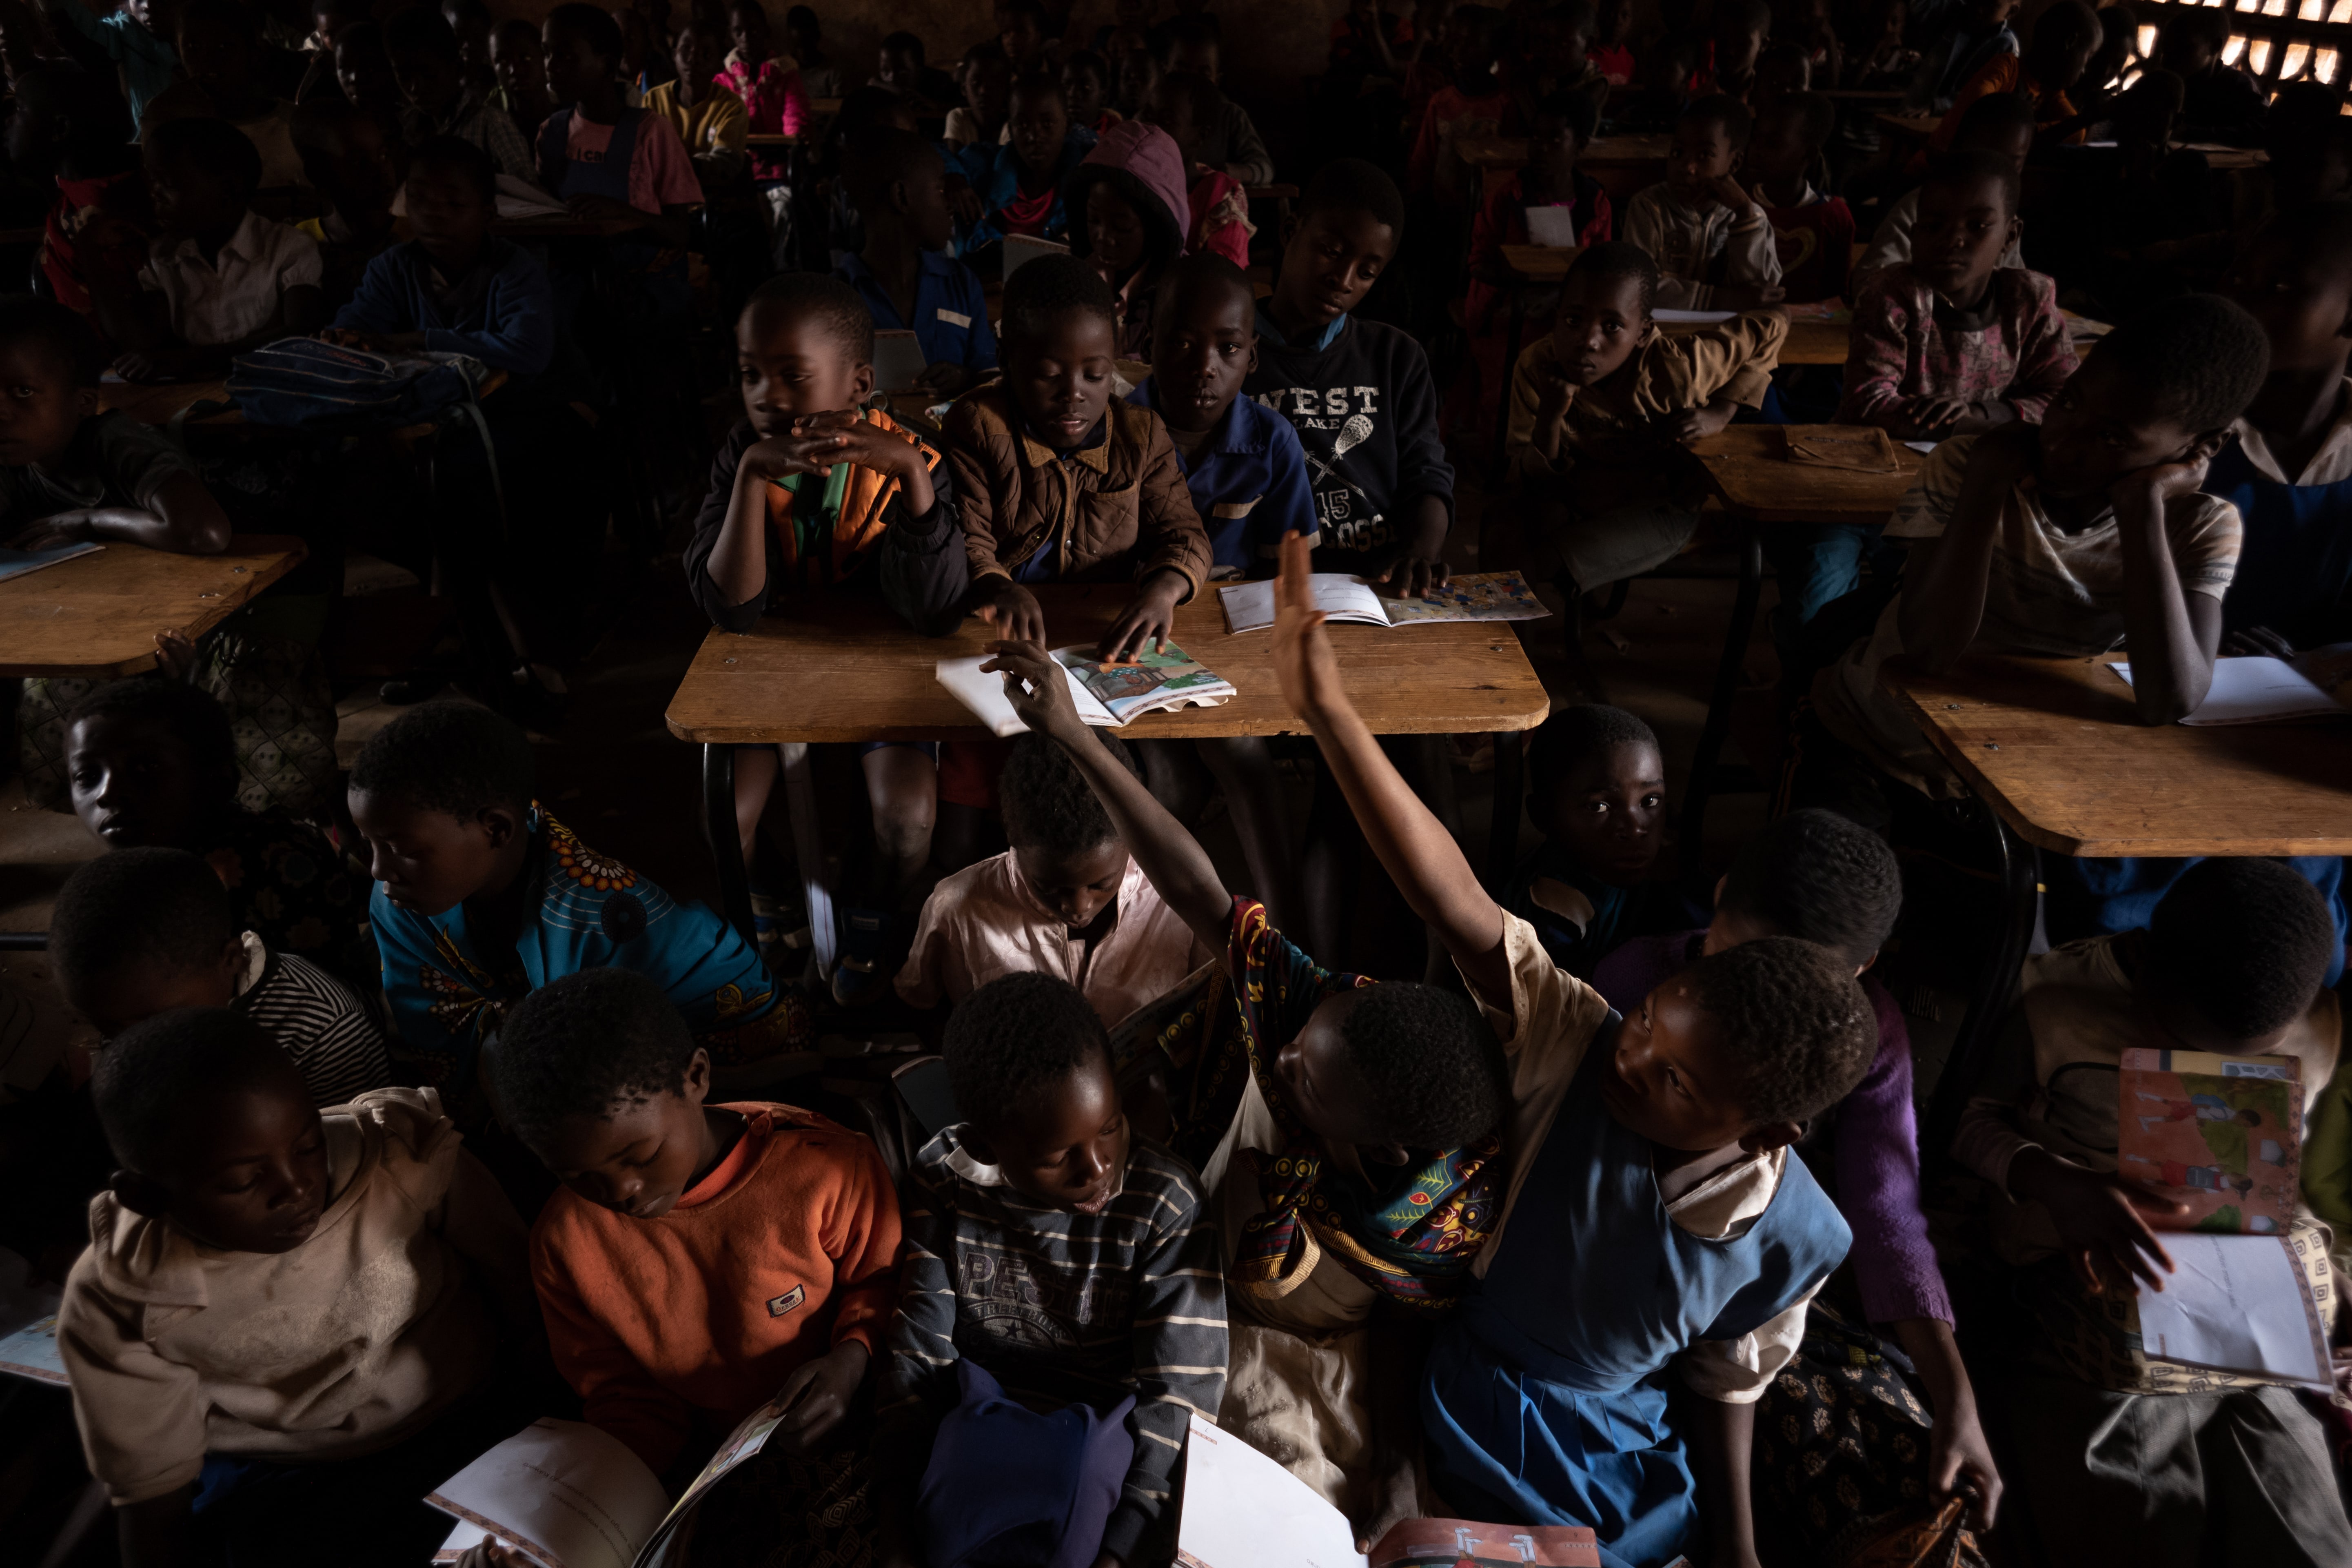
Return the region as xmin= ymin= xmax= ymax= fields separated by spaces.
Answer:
xmin=2 ymin=0 xmax=2352 ymax=1561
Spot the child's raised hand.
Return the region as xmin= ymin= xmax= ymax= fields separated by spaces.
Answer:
xmin=980 ymin=638 xmax=1086 ymax=739
xmin=974 ymin=578 xmax=1048 ymax=644
xmin=766 ymin=1340 xmax=868 ymax=1455
xmin=2010 ymin=1150 xmax=2187 ymax=1295
xmin=1271 ymin=529 xmax=1345 ymax=720
xmin=1100 ymin=568 xmax=1187 ymax=663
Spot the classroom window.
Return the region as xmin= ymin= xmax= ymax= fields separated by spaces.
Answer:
xmin=2283 ymin=40 xmax=2312 ymax=73
xmin=2262 ymin=0 xmax=2286 ymax=17
xmin=2333 ymin=0 xmax=2352 ymax=23
xmin=2249 ymin=35 xmax=2274 ymax=69
xmin=2225 ymin=32 xmax=2249 ymax=59
xmin=2301 ymin=0 xmax=2325 ymax=16
xmin=2321 ymin=46 xmax=2343 ymax=79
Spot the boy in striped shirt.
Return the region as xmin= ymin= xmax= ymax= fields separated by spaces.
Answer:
xmin=876 ymin=971 xmax=1227 ymax=1568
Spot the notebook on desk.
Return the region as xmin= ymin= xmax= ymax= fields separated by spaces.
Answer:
xmin=1001 ymin=234 xmax=1070 ymax=280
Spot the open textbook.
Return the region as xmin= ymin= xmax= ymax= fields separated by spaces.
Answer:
xmin=2111 ymin=644 xmax=2352 ymax=725
xmin=936 ymin=643 xmax=1236 ymax=735
xmin=1176 ymin=1414 xmax=1600 ymax=1568
xmin=428 ymin=1406 xmax=781 ymax=1568
xmin=1218 ymin=572 xmax=1547 ymax=634
xmin=0 ymin=540 xmax=100 ymax=586
xmin=0 ymin=1249 xmax=65 ymax=1386
xmin=2136 ymin=1232 xmax=2333 ymax=1391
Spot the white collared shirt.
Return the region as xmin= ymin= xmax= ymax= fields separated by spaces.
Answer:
xmin=140 ymin=207 xmax=322 ymax=348
xmin=2228 ymin=376 xmax=2352 ymax=486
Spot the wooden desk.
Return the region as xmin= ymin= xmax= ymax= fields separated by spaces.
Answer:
xmin=490 ymin=214 xmax=645 ymax=239
xmin=1875 ymin=111 xmax=1939 ymax=142
xmin=1 ymin=535 xmax=306 ymax=677
xmin=1886 ymin=654 xmax=2352 ymax=858
xmin=668 ymin=585 xmax=1551 ymax=961
xmin=1467 ymin=133 xmax=1670 ymax=203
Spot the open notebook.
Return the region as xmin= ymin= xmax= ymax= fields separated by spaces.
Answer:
xmin=1218 ymin=572 xmax=1547 ymax=633
xmin=936 ymin=643 xmax=1236 ymax=735
xmin=2111 ymin=644 xmax=2352 ymax=725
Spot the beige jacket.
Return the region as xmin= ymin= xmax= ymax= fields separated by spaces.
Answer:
xmin=60 ymin=1088 xmax=534 ymax=1504
xmin=1617 ymin=183 xmax=1782 ymax=310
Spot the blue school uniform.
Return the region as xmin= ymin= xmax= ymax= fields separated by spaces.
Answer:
xmin=1502 ymin=840 xmax=1707 ymax=982
xmin=1125 ymin=381 xmax=1319 ymax=573
xmin=952 ymin=127 xmax=1096 ymax=251
xmin=371 ymin=808 xmax=806 ymax=1123
xmin=835 ymin=248 xmax=998 ymax=376
xmin=333 ymin=239 xmax=558 ymax=376
xmin=1423 ymin=1043 xmax=1851 ymax=1568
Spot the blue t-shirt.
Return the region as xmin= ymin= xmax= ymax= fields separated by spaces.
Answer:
xmin=2205 ymin=428 xmax=2352 ymax=650
xmin=1126 ymin=381 xmax=1319 ymax=573
xmin=836 ymin=248 xmax=998 ymax=376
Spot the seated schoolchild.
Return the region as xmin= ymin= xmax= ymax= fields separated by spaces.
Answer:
xmin=289 ymin=97 xmax=402 ymax=302
xmin=139 ymin=0 xmax=308 ymax=195
xmin=1589 ymin=0 xmax=1635 ymax=85
xmin=2055 ymin=71 xmax=2228 ymax=323
xmin=1682 ymin=0 xmax=1768 ymax=100
xmin=1798 ymin=298 xmax=2270 ymax=830
xmin=1953 ymin=858 xmax=2352 ymax=1563
xmin=646 ymin=17 xmax=748 ymax=186
xmin=941 ymin=39 xmax=1012 ymax=149
xmin=348 ymin=701 xmax=809 ymax=1127
xmin=1620 ymin=94 xmax=1784 ymax=311
xmin=1258 ymin=537 xmax=1876 ymax=1566
xmin=537 ymin=3 xmax=700 ymax=255
xmin=1853 ymin=88 xmax=2029 ymax=287
xmin=947 ymin=253 xmax=1212 ymax=658
xmin=60 ymin=1009 xmax=538 ymax=1567
xmin=1156 ymin=18 xmax=1274 ymax=186
xmin=872 ymin=29 xmax=958 ymax=124
xmin=898 ymin=728 xmax=1214 ymax=1028
xmin=443 ymin=0 xmax=497 ymax=98
xmin=1748 ymin=89 xmax=1851 ymax=305
xmin=979 ymin=637 xmax=1511 ymax=1540
xmin=952 ymin=69 xmax=1095 ymax=252
xmin=837 ymin=126 xmax=996 ymax=394
xmin=50 ymin=847 xmax=390 ymax=1107
xmin=1502 ymin=704 xmax=1701 ymax=978
xmin=333 ymin=20 xmax=406 ymax=128
xmin=1113 ymin=42 xmax=1158 ymax=121
xmin=491 ymin=17 xmax=555 ymax=135
xmin=490 ymin=969 xmax=899 ymax=1542
xmin=327 ymin=135 xmax=555 ymax=375
xmin=1464 ymin=85 xmax=1611 ymax=355
xmin=1066 ymin=118 xmax=1192 ymax=357
xmin=780 ymin=5 xmax=840 ymax=96
xmin=874 ymin=970 xmax=1225 ymax=1568
xmin=1593 ymin=810 xmax=2003 ymax=1555
xmin=1923 ymin=0 xmax=2099 ymax=157
xmin=91 ymin=115 xmax=324 ymax=382
xmin=55 ymin=681 xmax=376 ymax=989
xmin=1904 ymin=0 xmax=2015 ymax=115
xmin=719 ymin=0 xmax=810 ymax=200
xmin=1139 ymin=70 xmax=1254 ymax=269
xmin=15 ymin=61 xmax=144 ymax=337
xmin=686 ymin=271 xmax=963 ymax=996
xmin=2160 ymin=7 xmax=2265 ymax=146
xmin=385 ymin=3 xmax=535 ymax=186
xmin=1062 ymin=46 xmax=1121 ymax=135
xmin=1504 ymin=242 xmax=1784 ymax=597
xmin=1406 ymin=2 xmax=1510 ymax=208
xmin=41 ymin=0 xmax=177 ymax=129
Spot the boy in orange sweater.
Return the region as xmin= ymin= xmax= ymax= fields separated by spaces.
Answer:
xmin=489 ymin=967 xmax=902 ymax=1549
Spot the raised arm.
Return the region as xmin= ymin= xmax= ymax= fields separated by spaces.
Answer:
xmin=980 ymin=640 xmax=1236 ymax=954
xmin=1265 ymin=532 xmax=1514 ymax=1009
xmin=2110 ymin=464 xmax=2226 ymax=723
xmin=1896 ymin=426 xmax=2036 ymax=669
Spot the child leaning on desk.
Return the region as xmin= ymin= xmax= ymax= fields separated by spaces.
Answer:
xmin=1792 ymin=295 xmax=2271 ymax=831
xmin=684 ymin=271 xmax=965 ymax=1000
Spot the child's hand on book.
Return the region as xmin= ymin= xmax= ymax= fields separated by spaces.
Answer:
xmin=2223 ymin=625 xmax=2297 ymax=658
xmin=2008 ymin=1149 xmax=2188 ymax=1295
xmin=1101 ymin=568 xmax=1187 ymax=661
xmin=765 ymin=1339 xmax=869 ymax=1454
xmin=981 ymin=639 xmax=1087 ymax=740
xmin=974 ymin=579 xmax=1047 ymax=643
xmin=1271 ymin=530 xmax=1346 ymax=719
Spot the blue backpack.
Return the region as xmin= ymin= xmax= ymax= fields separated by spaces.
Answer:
xmin=226 ymin=339 xmax=491 ymax=432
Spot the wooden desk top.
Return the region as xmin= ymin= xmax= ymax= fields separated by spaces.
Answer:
xmin=1 ymin=534 xmax=307 ymax=677
xmin=665 ymin=583 xmax=1552 ymax=744
xmin=1687 ymin=424 xmax=1924 ymax=525
xmin=490 ymin=214 xmax=646 ymax=238
xmin=1483 ymin=272 xmax=1856 ymax=366
xmin=1875 ymin=112 xmax=1940 ymax=140
xmin=1886 ymin=654 xmax=2352 ymax=857
xmin=1459 ymin=131 xmax=1670 ymax=171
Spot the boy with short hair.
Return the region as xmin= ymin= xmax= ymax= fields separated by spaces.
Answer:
xmin=93 ymin=115 xmax=324 ymax=381
xmin=386 ymin=2 xmax=536 ymax=185
xmin=1747 ymin=89 xmax=1851 ymax=305
xmin=872 ymin=29 xmax=957 ymax=117
xmin=491 ymin=16 xmax=555 ymax=133
xmin=874 ymin=970 xmax=1225 ymax=1568
xmin=781 ymin=4 xmax=839 ymax=96
xmin=1244 ymin=157 xmax=1454 ymax=597
xmin=1406 ymin=4 xmax=1509 ymax=206
xmin=538 ymin=2 xmax=700 ymax=252
xmin=943 ymin=38 xmax=1012 ymax=148
xmin=49 ymin=846 xmax=390 ymax=1107
xmin=948 ymin=252 xmax=1212 ymax=656
xmin=953 ymin=69 xmax=1096 ymax=251
xmin=1800 ymin=297 xmax=2270 ymax=827
xmin=1955 ymin=858 xmax=2352 ymax=1561
xmin=348 ymin=701 xmax=809 ymax=1126
xmin=645 ymin=17 xmax=749 ymax=185
xmin=1503 ymin=242 xmax=1785 ymax=596
xmin=1620 ymin=93 xmax=1784 ymax=310
xmin=1155 ymin=15 xmax=1271 ymax=185
xmin=1854 ymin=88 xmax=2030 ymax=286
xmin=897 ymin=727 xmax=1213 ymax=1028
xmin=492 ymin=968 xmax=900 ymax=1525
xmin=60 ymin=1009 xmax=537 ymax=1566
xmin=837 ymin=125 xmax=996 ymax=394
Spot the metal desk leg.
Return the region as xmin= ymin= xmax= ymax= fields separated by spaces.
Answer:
xmin=1922 ymin=807 xmax=2040 ymax=1171
xmin=779 ymin=741 xmax=838 ymax=976
xmin=1679 ymin=527 xmax=1763 ymax=856
xmin=1486 ymin=728 xmax=1524 ymax=894
xmin=1489 ymin=281 xmax=1528 ymax=490
xmin=701 ymin=744 xmax=756 ymax=951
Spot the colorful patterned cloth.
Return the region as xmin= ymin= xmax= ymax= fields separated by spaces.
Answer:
xmin=1163 ymin=898 xmax=1500 ymax=1312
xmin=373 ymin=807 xmax=808 ymax=1125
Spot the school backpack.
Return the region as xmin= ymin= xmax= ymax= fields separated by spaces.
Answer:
xmin=224 ymin=338 xmax=492 ymax=432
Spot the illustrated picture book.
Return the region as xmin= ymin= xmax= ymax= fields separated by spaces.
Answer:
xmin=2116 ymin=1047 xmax=2299 ymax=1235
xmin=1219 ymin=572 xmax=1546 ymax=634
xmin=936 ymin=643 xmax=1236 ymax=736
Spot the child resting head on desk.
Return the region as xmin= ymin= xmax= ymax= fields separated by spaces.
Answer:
xmin=49 ymin=845 xmax=391 ymax=1107
xmin=59 ymin=1008 xmax=539 ymax=1568
xmin=1503 ymin=240 xmax=1786 ymax=596
xmin=89 ymin=115 xmax=325 ymax=383
xmin=489 ymin=967 xmax=901 ymax=1531
xmin=1619 ymin=92 xmax=1787 ymax=311
xmin=1800 ymin=294 xmax=2273 ymax=825
xmin=683 ymin=270 xmax=963 ymax=1003
xmin=947 ymin=251 xmax=1212 ymax=659
xmin=873 ymin=969 xmax=1225 ymax=1568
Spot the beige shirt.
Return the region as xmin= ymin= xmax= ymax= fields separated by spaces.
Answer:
xmin=59 ymin=1088 xmax=533 ymax=1503
xmin=1853 ymin=186 xmax=2024 ymax=292
xmin=1618 ymin=182 xmax=1783 ymax=310
xmin=140 ymin=208 xmax=322 ymax=348
xmin=894 ymin=850 xmax=1214 ymax=1029
xmin=1813 ymin=432 xmax=2244 ymax=796
xmin=1457 ymin=912 xmax=1813 ymax=1403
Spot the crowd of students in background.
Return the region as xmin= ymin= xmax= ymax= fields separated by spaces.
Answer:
xmin=7 ymin=0 xmax=2352 ymax=1565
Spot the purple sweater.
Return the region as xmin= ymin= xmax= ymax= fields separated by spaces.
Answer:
xmin=1593 ymin=929 xmax=1954 ymax=1326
